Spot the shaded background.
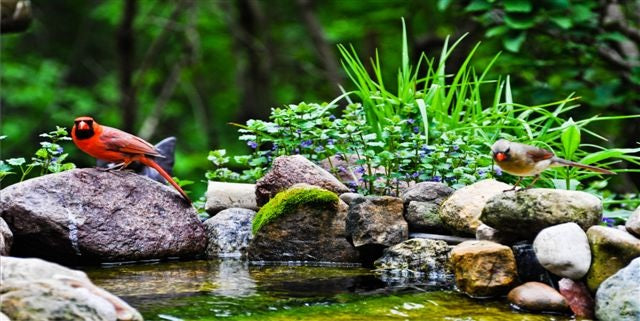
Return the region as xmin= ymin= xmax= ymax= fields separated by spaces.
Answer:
xmin=2 ymin=0 xmax=639 ymax=196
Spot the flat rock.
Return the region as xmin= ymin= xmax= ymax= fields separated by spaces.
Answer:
xmin=401 ymin=182 xmax=454 ymax=205
xmin=255 ymin=155 xmax=349 ymax=206
xmin=559 ymin=278 xmax=594 ymax=318
xmin=585 ymin=225 xmax=640 ymax=292
xmin=533 ymin=222 xmax=591 ymax=279
xmin=595 ymin=257 xmax=640 ymax=321
xmin=205 ymin=181 xmax=259 ymax=215
xmin=481 ymin=188 xmax=602 ymax=239
xmin=0 ymin=256 xmax=142 ymax=321
xmin=204 ymin=208 xmax=256 ymax=258
xmin=346 ymin=195 xmax=408 ymax=248
xmin=449 ymin=240 xmax=518 ymax=297
xmin=374 ymin=238 xmax=452 ymax=281
xmin=440 ymin=179 xmax=511 ymax=235
xmin=626 ymin=206 xmax=640 ymax=238
xmin=507 ymin=282 xmax=569 ymax=313
xmin=0 ymin=218 xmax=12 ymax=256
xmin=0 ymin=168 xmax=206 ymax=264
xmin=248 ymin=186 xmax=359 ymax=262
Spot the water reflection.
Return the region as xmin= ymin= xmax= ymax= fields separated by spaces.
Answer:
xmin=211 ymin=259 xmax=255 ymax=297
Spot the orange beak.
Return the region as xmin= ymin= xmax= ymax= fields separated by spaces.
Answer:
xmin=495 ymin=152 xmax=506 ymax=162
xmin=78 ymin=121 xmax=90 ymax=130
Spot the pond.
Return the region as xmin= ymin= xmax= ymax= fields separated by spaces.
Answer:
xmin=85 ymin=259 xmax=576 ymax=321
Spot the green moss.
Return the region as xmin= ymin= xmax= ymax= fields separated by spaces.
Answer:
xmin=252 ymin=187 xmax=339 ymax=234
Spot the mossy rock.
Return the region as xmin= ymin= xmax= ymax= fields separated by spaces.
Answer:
xmin=252 ymin=186 xmax=339 ymax=234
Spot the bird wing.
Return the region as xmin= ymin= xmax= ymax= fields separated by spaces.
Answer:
xmin=100 ymin=127 xmax=164 ymax=158
xmin=526 ymin=146 xmax=554 ymax=162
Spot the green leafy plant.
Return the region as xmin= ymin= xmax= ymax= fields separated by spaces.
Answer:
xmin=1 ymin=127 xmax=76 ymax=183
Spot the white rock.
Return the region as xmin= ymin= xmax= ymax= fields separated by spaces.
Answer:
xmin=625 ymin=206 xmax=640 ymax=238
xmin=205 ymin=181 xmax=259 ymax=215
xmin=533 ymin=222 xmax=591 ymax=279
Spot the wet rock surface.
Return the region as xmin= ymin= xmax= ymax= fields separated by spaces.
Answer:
xmin=595 ymin=257 xmax=640 ymax=321
xmin=585 ymin=225 xmax=640 ymax=292
xmin=481 ymin=188 xmax=602 ymax=240
xmin=507 ymin=282 xmax=569 ymax=314
xmin=346 ymin=195 xmax=408 ymax=248
xmin=205 ymin=182 xmax=259 ymax=215
xmin=0 ymin=256 xmax=142 ymax=321
xmin=374 ymin=238 xmax=452 ymax=282
xmin=204 ymin=208 xmax=256 ymax=258
xmin=0 ymin=168 xmax=206 ymax=264
xmin=558 ymin=278 xmax=594 ymax=319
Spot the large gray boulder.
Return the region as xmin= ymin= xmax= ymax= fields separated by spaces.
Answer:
xmin=0 ymin=256 xmax=142 ymax=321
xmin=204 ymin=208 xmax=256 ymax=258
xmin=255 ymin=155 xmax=350 ymax=206
xmin=346 ymin=195 xmax=408 ymax=248
xmin=0 ymin=218 xmax=12 ymax=256
xmin=481 ymin=188 xmax=602 ymax=239
xmin=585 ymin=225 xmax=640 ymax=292
xmin=0 ymin=168 xmax=206 ymax=264
xmin=248 ymin=186 xmax=359 ymax=262
xmin=595 ymin=257 xmax=640 ymax=321
xmin=439 ymin=179 xmax=511 ymax=235
xmin=205 ymin=182 xmax=258 ymax=215
xmin=533 ymin=222 xmax=591 ymax=279
xmin=373 ymin=238 xmax=452 ymax=281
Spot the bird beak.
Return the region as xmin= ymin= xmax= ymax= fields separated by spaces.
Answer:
xmin=495 ymin=152 xmax=506 ymax=162
xmin=78 ymin=121 xmax=89 ymax=130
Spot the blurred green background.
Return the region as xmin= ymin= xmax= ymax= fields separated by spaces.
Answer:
xmin=2 ymin=0 xmax=639 ymax=197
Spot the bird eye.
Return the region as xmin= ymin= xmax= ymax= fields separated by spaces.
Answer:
xmin=505 ymin=147 xmax=510 ymax=154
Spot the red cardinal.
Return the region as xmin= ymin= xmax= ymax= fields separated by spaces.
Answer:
xmin=71 ymin=116 xmax=191 ymax=203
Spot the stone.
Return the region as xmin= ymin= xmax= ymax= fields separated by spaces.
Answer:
xmin=533 ymin=223 xmax=591 ymax=279
xmin=475 ymin=223 xmax=518 ymax=245
xmin=255 ymin=155 xmax=350 ymax=206
xmin=0 ymin=168 xmax=206 ymax=264
xmin=409 ymin=233 xmax=473 ymax=245
xmin=626 ymin=206 xmax=640 ymax=238
xmin=595 ymin=257 xmax=640 ymax=321
xmin=346 ymin=195 xmax=408 ymax=248
xmin=248 ymin=186 xmax=359 ymax=262
xmin=0 ymin=256 xmax=142 ymax=321
xmin=373 ymin=238 xmax=452 ymax=281
xmin=205 ymin=181 xmax=259 ymax=215
xmin=511 ymin=242 xmax=554 ymax=285
xmin=204 ymin=208 xmax=256 ymax=258
xmin=558 ymin=278 xmax=594 ymax=318
xmin=449 ymin=240 xmax=518 ymax=297
xmin=339 ymin=192 xmax=361 ymax=206
xmin=405 ymin=201 xmax=445 ymax=233
xmin=400 ymin=182 xmax=454 ymax=205
xmin=0 ymin=218 xmax=12 ymax=256
xmin=481 ymin=188 xmax=602 ymax=240
xmin=586 ymin=226 xmax=640 ymax=291
xmin=440 ymin=179 xmax=511 ymax=235
xmin=507 ymin=282 xmax=569 ymax=313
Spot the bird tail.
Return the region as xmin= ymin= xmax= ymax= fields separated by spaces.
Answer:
xmin=139 ymin=158 xmax=192 ymax=203
xmin=552 ymin=158 xmax=616 ymax=175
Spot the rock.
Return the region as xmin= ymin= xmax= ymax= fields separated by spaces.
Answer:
xmin=558 ymin=278 xmax=594 ymax=318
xmin=0 ymin=218 xmax=12 ymax=256
xmin=248 ymin=186 xmax=359 ymax=262
xmin=507 ymin=282 xmax=569 ymax=313
xmin=339 ymin=192 xmax=361 ymax=206
xmin=511 ymin=242 xmax=554 ymax=285
xmin=449 ymin=240 xmax=518 ymax=297
xmin=373 ymin=238 xmax=452 ymax=281
xmin=0 ymin=168 xmax=206 ymax=264
xmin=533 ymin=223 xmax=591 ymax=279
xmin=0 ymin=256 xmax=142 ymax=321
xmin=626 ymin=206 xmax=640 ymax=238
xmin=475 ymin=223 xmax=518 ymax=245
xmin=204 ymin=208 xmax=256 ymax=258
xmin=205 ymin=181 xmax=259 ymax=215
xmin=255 ymin=155 xmax=350 ymax=206
xmin=481 ymin=188 xmax=602 ymax=240
xmin=585 ymin=226 xmax=640 ymax=291
xmin=440 ymin=179 xmax=511 ymax=235
xmin=346 ymin=195 xmax=408 ymax=248
xmin=405 ymin=201 xmax=445 ymax=233
xmin=409 ymin=233 xmax=473 ymax=245
xmin=401 ymin=182 xmax=454 ymax=205
xmin=595 ymin=257 xmax=640 ymax=321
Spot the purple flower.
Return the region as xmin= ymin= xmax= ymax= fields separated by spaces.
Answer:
xmin=413 ymin=126 xmax=420 ymax=133
xmin=601 ymin=217 xmax=615 ymax=227
xmin=412 ymin=171 xmax=420 ymax=178
xmin=300 ymin=140 xmax=313 ymax=148
xmin=338 ymin=166 xmax=348 ymax=173
xmin=56 ymin=146 xmax=64 ymax=154
xmin=296 ymin=129 xmax=302 ymax=134
xmin=329 ymin=115 xmax=336 ymax=121
xmin=271 ymin=143 xmax=279 ymax=151
xmin=407 ymin=118 xmax=415 ymax=124
xmin=493 ymin=165 xmax=503 ymax=176
xmin=432 ymin=176 xmax=442 ymax=182
xmin=327 ymin=139 xmax=335 ymax=146
xmin=354 ymin=166 xmax=365 ymax=174
xmin=294 ymin=148 xmax=300 ymax=154
xmin=247 ymin=141 xmax=258 ymax=149
xmin=452 ymin=145 xmax=459 ymax=151
xmin=335 ymin=154 xmax=343 ymax=161
xmin=314 ymin=146 xmax=325 ymax=153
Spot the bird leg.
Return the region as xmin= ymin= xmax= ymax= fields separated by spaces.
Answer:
xmin=520 ymin=175 xmax=540 ymax=190
xmin=503 ymin=176 xmax=523 ymax=192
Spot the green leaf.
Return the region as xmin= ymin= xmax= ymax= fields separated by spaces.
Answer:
xmin=485 ymin=25 xmax=509 ymax=38
xmin=503 ymin=32 xmax=527 ymax=52
xmin=549 ymin=16 xmax=572 ymax=29
xmin=503 ymin=0 xmax=532 ymax=13
xmin=6 ymin=158 xmax=26 ymax=166
xmin=504 ymin=13 xmax=536 ymax=30
xmin=561 ymin=118 xmax=580 ymax=159
xmin=437 ymin=0 xmax=453 ymax=11
xmin=465 ymin=0 xmax=491 ymax=12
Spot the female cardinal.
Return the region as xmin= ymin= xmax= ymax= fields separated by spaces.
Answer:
xmin=71 ymin=116 xmax=191 ymax=203
xmin=491 ymin=139 xmax=615 ymax=190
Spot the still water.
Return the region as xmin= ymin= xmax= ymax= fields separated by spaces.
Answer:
xmin=85 ymin=259 xmax=575 ymax=321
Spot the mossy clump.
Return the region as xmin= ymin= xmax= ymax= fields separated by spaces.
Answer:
xmin=252 ymin=186 xmax=339 ymax=234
